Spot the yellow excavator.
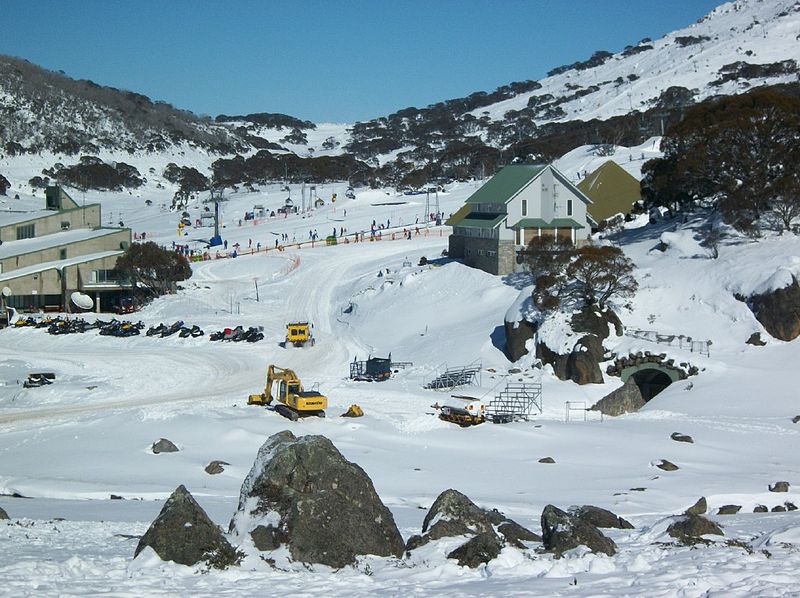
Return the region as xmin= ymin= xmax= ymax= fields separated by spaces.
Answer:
xmin=248 ymin=364 xmax=327 ymax=421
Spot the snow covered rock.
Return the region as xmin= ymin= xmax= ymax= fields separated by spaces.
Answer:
xmin=685 ymin=497 xmax=707 ymax=516
xmin=229 ymin=430 xmax=404 ymax=569
xmin=134 ymin=485 xmax=239 ymax=568
xmin=769 ymin=481 xmax=790 ymax=493
xmin=671 ymin=432 xmax=694 ymax=444
xmin=748 ymin=277 xmax=800 ymax=341
xmin=666 ymin=514 xmax=723 ymax=545
xmin=655 ymin=459 xmax=680 ymax=471
xmin=592 ymin=378 xmax=645 ymax=416
xmin=0 ymin=507 xmax=8 ymax=520
xmin=540 ymin=504 xmax=617 ymax=557
xmin=569 ymin=505 xmax=634 ymax=530
xmin=717 ymin=505 xmax=741 ymax=515
xmin=446 ymin=533 xmax=503 ymax=568
xmin=151 ymin=438 xmax=179 ymax=454
xmin=535 ymin=307 xmax=621 ymax=384
xmin=405 ymin=489 xmax=540 ymax=565
xmin=504 ymin=318 xmax=537 ymax=362
xmin=204 ymin=460 xmax=229 ymax=475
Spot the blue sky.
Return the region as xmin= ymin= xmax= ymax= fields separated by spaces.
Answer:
xmin=3 ymin=0 xmax=723 ymax=123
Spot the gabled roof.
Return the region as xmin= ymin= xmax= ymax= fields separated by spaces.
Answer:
xmin=577 ymin=160 xmax=641 ymax=223
xmin=465 ymin=164 xmax=547 ymax=205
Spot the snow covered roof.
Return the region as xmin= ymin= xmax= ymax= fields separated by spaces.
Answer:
xmin=0 ymin=250 xmax=124 ymax=283
xmin=0 ymin=208 xmax=53 ymax=227
xmin=0 ymin=227 xmax=126 ymax=260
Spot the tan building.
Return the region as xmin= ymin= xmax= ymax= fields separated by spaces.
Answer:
xmin=0 ymin=186 xmax=132 ymax=312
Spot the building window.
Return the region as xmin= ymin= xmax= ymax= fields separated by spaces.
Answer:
xmin=567 ymin=199 xmax=573 ymax=217
xmin=59 ymin=248 xmax=67 ymax=260
xmin=487 ymin=250 xmax=497 ymax=257
xmin=521 ymin=199 xmax=527 ymax=216
xmin=465 ymin=249 xmax=472 ymax=257
xmin=16 ymin=224 xmax=35 ymax=240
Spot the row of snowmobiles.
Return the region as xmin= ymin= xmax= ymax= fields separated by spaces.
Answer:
xmin=146 ymin=321 xmax=205 ymax=338
xmin=209 ymin=325 xmax=264 ymax=343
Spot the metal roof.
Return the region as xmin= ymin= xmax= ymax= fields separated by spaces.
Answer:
xmin=465 ymin=165 xmax=547 ymax=205
xmin=0 ymin=250 xmax=124 ymax=283
xmin=513 ymin=218 xmax=585 ymax=230
xmin=455 ymin=214 xmax=506 ymax=229
xmin=0 ymin=228 xmax=126 ymax=260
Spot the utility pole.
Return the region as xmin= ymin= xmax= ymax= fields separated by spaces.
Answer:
xmin=254 ymin=278 xmax=259 ymax=302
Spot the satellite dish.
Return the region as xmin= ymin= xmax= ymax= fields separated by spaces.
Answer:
xmin=1 ymin=287 xmax=10 ymax=297
xmin=70 ymin=292 xmax=94 ymax=310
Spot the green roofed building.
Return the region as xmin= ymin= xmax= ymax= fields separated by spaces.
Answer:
xmin=577 ymin=160 xmax=642 ymax=225
xmin=448 ymin=164 xmax=593 ymax=275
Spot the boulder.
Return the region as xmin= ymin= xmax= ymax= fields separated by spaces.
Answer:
xmin=717 ymin=505 xmax=741 ymax=515
xmin=230 ymin=430 xmax=404 ymax=569
xmin=536 ymin=341 xmax=569 ymax=381
xmin=793 ymin=415 xmax=800 ymax=424
xmin=204 ymin=460 xmax=229 ymax=475
xmin=485 ymin=508 xmax=542 ymax=547
xmin=406 ymin=491 xmax=540 ymax=563
xmin=655 ymin=459 xmax=679 ymax=471
xmin=671 ymin=432 xmax=694 ymax=444
xmin=786 ymin=502 xmax=798 ymax=511
xmin=152 ymin=438 xmax=179 ymax=454
xmin=753 ymin=504 xmax=769 ymax=513
xmin=567 ymin=335 xmax=605 ymax=385
xmin=0 ymin=507 xmax=8 ymax=520
xmin=748 ymin=278 xmax=800 ymax=341
xmin=666 ymin=514 xmax=723 ymax=545
xmin=769 ymin=481 xmax=790 ymax=493
xmin=569 ymin=505 xmax=634 ymax=529
xmin=504 ymin=318 xmax=537 ymax=362
xmin=540 ymin=504 xmax=617 ymax=557
xmin=571 ymin=306 xmax=623 ymax=339
xmin=685 ymin=497 xmax=707 ymax=516
xmin=538 ymin=457 xmax=556 ymax=464
xmin=772 ymin=505 xmax=787 ymax=512
xmin=446 ymin=532 xmax=503 ymax=568
xmin=745 ymin=332 xmax=767 ymax=346
xmin=134 ymin=485 xmax=239 ymax=568
xmin=592 ymin=378 xmax=645 ymax=416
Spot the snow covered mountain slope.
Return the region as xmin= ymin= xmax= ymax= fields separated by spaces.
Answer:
xmin=1 ymin=199 xmax=800 ymax=595
xmin=2 ymin=0 xmax=798 ymax=189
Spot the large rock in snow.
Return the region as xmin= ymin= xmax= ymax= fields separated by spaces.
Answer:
xmin=229 ymin=430 xmax=404 ymax=568
xmin=592 ymin=377 xmax=645 ymax=416
xmin=405 ymin=489 xmax=540 ymax=567
xmin=748 ymin=276 xmax=800 ymax=341
xmin=541 ymin=504 xmax=617 ymax=557
xmin=134 ymin=485 xmax=239 ymax=568
xmin=504 ymin=318 xmax=537 ymax=362
xmin=534 ymin=307 xmax=621 ymax=384
xmin=666 ymin=514 xmax=723 ymax=545
xmin=569 ymin=505 xmax=634 ymax=530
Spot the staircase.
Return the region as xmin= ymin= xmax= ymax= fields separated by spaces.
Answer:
xmin=425 ymin=363 xmax=481 ymax=391
xmin=486 ymin=382 xmax=542 ymax=423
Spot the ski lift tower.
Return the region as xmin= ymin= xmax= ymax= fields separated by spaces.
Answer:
xmin=204 ymin=188 xmax=228 ymax=247
xmin=425 ymin=185 xmax=440 ymax=225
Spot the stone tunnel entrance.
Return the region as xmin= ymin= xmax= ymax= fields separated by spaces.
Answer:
xmin=620 ymin=364 xmax=682 ymax=402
